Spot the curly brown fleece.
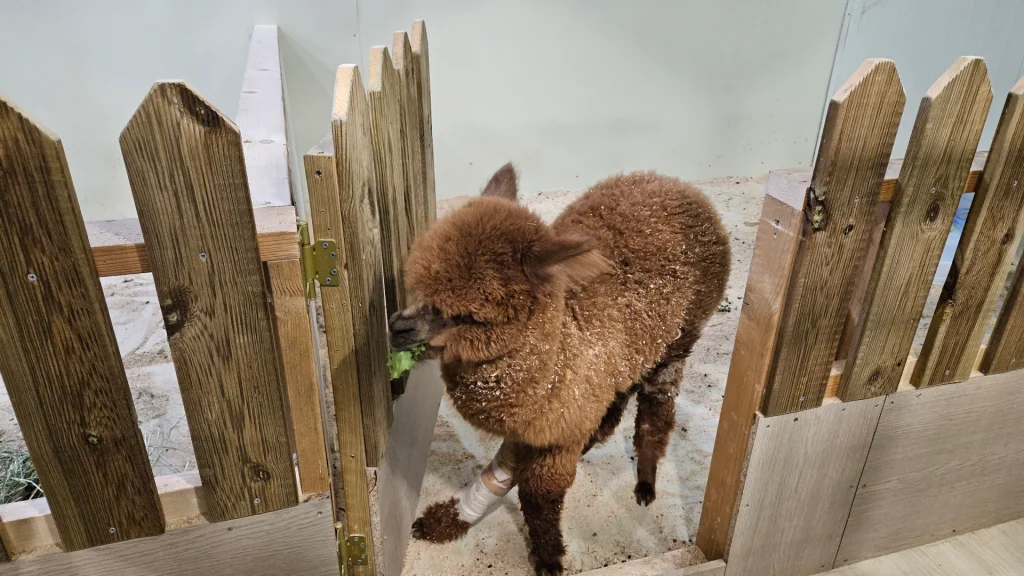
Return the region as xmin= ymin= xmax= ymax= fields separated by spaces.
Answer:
xmin=394 ymin=164 xmax=730 ymax=575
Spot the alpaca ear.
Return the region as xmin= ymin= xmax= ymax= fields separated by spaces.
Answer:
xmin=481 ymin=163 xmax=518 ymax=202
xmin=526 ymin=234 xmax=612 ymax=288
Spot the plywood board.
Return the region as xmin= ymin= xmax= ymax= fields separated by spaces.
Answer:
xmin=835 ymin=369 xmax=1024 ymax=566
xmin=0 ymin=500 xmax=336 ymax=576
xmin=824 ymin=517 xmax=1024 ymax=576
xmin=372 ymin=361 xmax=444 ymax=576
xmin=725 ymin=399 xmax=884 ymax=576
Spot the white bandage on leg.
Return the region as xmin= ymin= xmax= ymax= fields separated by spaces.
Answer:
xmin=456 ymin=441 xmax=517 ymax=524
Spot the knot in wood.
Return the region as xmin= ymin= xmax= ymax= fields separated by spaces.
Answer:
xmin=804 ymin=185 xmax=829 ymax=232
xmin=924 ymin=200 xmax=942 ymax=224
xmin=248 ymin=462 xmax=272 ymax=482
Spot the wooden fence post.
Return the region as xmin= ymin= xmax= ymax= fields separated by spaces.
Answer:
xmin=330 ymin=66 xmax=393 ymax=467
xmin=393 ymin=32 xmax=428 ymax=246
xmin=697 ymin=59 xmax=904 ymax=560
xmin=120 ymin=82 xmax=298 ymax=521
xmin=914 ymin=75 xmax=1024 ymax=386
xmin=412 ymin=20 xmax=436 ymax=225
xmin=0 ymin=96 xmax=163 ymax=550
xmin=840 ymin=57 xmax=991 ymax=400
xmin=305 ymin=137 xmax=377 ymax=575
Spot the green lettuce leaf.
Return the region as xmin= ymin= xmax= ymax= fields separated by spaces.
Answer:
xmin=387 ymin=344 xmax=427 ymax=380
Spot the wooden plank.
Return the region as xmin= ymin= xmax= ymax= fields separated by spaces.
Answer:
xmin=304 ymin=139 xmax=376 ymax=575
xmin=368 ymin=46 xmax=411 ymax=321
xmin=879 ymin=151 xmax=986 ymax=202
xmin=392 ymin=32 xmax=427 ymax=249
xmin=237 ymin=25 xmax=292 ymax=208
xmin=265 ymin=259 xmax=330 ymax=497
xmin=573 ymin=549 xmax=713 ymax=576
xmin=119 ymin=82 xmax=297 ymax=521
xmin=86 ymin=205 xmax=298 ymax=277
xmin=835 ymin=200 xmax=890 ymax=361
xmin=841 ymin=57 xmax=992 ymax=401
xmin=0 ymin=95 xmax=163 ymax=551
xmin=834 ymin=369 xmax=1024 ymax=567
xmin=697 ymin=175 xmax=807 ymax=561
xmin=0 ymin=471 xmax=204 ymax=559
xmin=724 ymin=399 xmax=885 ymax=576
xmin=825 ymin=517 xmax=1024 ymax=576
xmin=372 ymin=361 xmax=444 ymax=575
xmin=762 ymin=59 xmax=905 ymax=415
xmin=913 ymin=76 xmax=1024 ymax=387
xmin=0 ymin=499 xmax=336 ymax=576
xmin=412 ymin=20 xmax=437 ymax=225
xmin=331 ymin=65 xmax=392 ymax=465
xmin=980 ymin=249 xmax=1024 ymax=373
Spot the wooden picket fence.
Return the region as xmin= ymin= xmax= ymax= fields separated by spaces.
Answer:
xmin=697 ymin=57 xmax=1024 ymax=576
xmin=0 ymin=20 xmax=437 ymax=576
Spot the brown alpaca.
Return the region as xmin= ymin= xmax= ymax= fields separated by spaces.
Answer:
xmin=390 ymin=164 xmax=730 ymax=575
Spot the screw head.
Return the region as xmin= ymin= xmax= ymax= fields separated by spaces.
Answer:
xmin=253 ymin=498 xmax=261 ymax=504
xmin=199 ymin=252 xmax=208 ymax=261
xmin=331 ymin=268 xmax=339 ymax=275
xmin=324 ymin=277 xmax=332 ymax=284
xmin=329 ymin=252 xmax=337 ymax=259
xmin=109 ymin=527 xmax=116 ymax=534
xmin=27 ymin=273 xmax=37 ymax=282
xmin=321 ymin=241 xmax=329 ymax=249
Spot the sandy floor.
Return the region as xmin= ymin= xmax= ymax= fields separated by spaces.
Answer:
xmin=401 ymin=175 xmax=767 ymax=576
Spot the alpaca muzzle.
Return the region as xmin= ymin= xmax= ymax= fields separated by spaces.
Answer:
xmin=388 ymin=306 xmax=445 ymax=351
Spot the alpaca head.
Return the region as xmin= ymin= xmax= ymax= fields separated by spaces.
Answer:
xmin=389 ymin=163 xmax=610 ymax=363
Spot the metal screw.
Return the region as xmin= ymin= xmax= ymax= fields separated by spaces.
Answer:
xmin=27 ymin=273 xmax=37 ymax=282
xmin=253 ymin=498 xmax=261 ymax=504
xmin=329 ymin=252 xmax=337 ymax=259
xmin=360 ymin=542 xmax=366 ymax=549
xmin=199 ymin=252 xmax=208 ymax=261
xmin=321 ymin=241 xmax=329 ymax=249
xmin=930 ymin=187 xmax=936 ymax=194
xmin=109 ymin=527 xmax=116 ymax=534
xmin=324 ymin=277 xmax=332 ymax=284
xmin=331 ymin=268 xmax=339 ymax=275
xmin=1014 ymin=181 xmax=1019 ymax=187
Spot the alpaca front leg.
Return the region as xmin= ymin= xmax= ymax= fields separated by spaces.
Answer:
xmin=412 ymin=441 xmax=517 ymax=542
xmin=517 ymin=444 xmax=581 ymax=576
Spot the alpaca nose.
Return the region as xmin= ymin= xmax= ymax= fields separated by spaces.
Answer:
xmin=389 ymin=309 xmax=424 ymax=350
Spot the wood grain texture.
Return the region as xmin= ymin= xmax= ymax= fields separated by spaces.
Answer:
xmin=412 ymin=20 xmax=437 ymax=225
xmin=119 ymin=82 xmax=297 ymax=521
xmin=0 ymin=96 xmax=163 ymax=551
xmin=0 ymin=499 xmax=336 ymax=576
xmin=373 ymin=361 xmax=444 ymax=575
xmin=841 ymin=58 xmax=992 ymax=401
xmin=237 ymin=24 xmax=292 ymax=208
xmin=265 ymin=259 xmax=330 ymax=497
xmin=725 ymin=399 xmax=884 ymax=576
xmin=331 ymin=65 xmax=392 ymax=466
xmin=393 ymin=32 xmax=427 ymax=247
xmin=0 ymin=472 xmax=205 ymax=559
xmin=762 ymin=59 xmax=905 ymax=415
xmin=697 ymin=182 xmax=806 ymax=561
xmin=86 ymin=206 xmax=298 ymax=277
xmin=835 ymin=369 xmax=1024 ymax=567
xmin=304 ymin=139 xmax=376 ymax=576
xmin=914 ymin=76 xmax=1024 ymax=387
xmin=825 ymin=518 xmax=1024 ymax=576
xmin=368 ymin=46 xmax=411 ymax=321
xmin=980 ymin=249 xmax=1024 ymax=373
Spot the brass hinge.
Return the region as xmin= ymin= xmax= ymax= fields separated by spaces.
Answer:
xmin=298 ymin=221 xmax=341 ymax=300
xmin=341 ymin=532 xmax=369 ymax=569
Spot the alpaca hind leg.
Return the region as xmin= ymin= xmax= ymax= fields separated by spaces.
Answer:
xmin=517 ymin=443 xmax=582 ymax=576
xmin=412 ymin=441 xmax=517 ymax=542
xmin=582 ymin=383 xmax=639 ymax=455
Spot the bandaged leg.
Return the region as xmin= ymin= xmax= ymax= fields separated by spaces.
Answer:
xmin=412 ymin=441 xmax=518 ymax=542
xmin=456 ymin=440 xmax=518 ymax=524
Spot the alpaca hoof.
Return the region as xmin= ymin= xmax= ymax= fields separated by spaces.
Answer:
xmin=531 ymin=556 xmax=564 ymax=576
xmin=635 ymin=481 xmax=656 ymax=506
xmin=411 ymin=498 xmax=471 ymax=543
